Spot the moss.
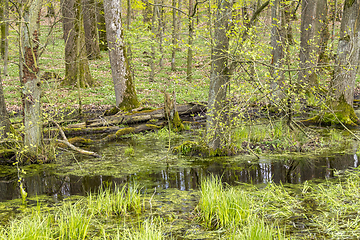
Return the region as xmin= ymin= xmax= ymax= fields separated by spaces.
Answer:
xmin=104 ymin=107 xmax=120 ymax=116
xmin=172 ymin=111 xmax=185 ymax=132
xmin=303 ymin=96 xmax=360 ymax=126
xmin=115 ymin=127 xmax=135 ymax=137
xmin=68 ymin=137 xmax=94 ymax=145
xmin=145 ymin=124 xmax=161 ymax=129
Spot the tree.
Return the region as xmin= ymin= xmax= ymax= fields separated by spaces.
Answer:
xmin=270 ymin=0 xmax=285 ymax=100
xmin=104 ymin=0 xmax=140 ymax=110
xmin=82 ymin=0 xmax=101 ymax=59
xmin=20 ymin=0 xmax=42 ymax=152
xmin=329 ymin=0 xmax=360 ymax=126
xmin=0 ymin=72 xmax=10 ymax=139
xmin=62 ymin=0 xmax=95 ymax=87
xmin=298 ymin=0 xmax=328 ymax=88
xmin=96 ymin=0 xmax=108 ymax=51
xmin=206 ymin=0 xmax=233 ymax=151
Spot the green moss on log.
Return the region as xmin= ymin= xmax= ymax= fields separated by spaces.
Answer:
xmin=115 ymin=127 xmax=135 ymax=137
xmin=145 ymin=124 xmax=161 ymax=129
xmin=68 ymin=137 xmax=94 ymax=145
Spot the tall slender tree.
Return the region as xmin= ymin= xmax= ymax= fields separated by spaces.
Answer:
xmin=104 ymin=0 xmax=140 ymax=110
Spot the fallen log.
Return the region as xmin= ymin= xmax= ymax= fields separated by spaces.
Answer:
xmin=67 ymin=103 xmax=206 ymax=129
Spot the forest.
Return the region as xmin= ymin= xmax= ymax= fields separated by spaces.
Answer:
xmin=0 ymin=0 xmax=360 ymax=239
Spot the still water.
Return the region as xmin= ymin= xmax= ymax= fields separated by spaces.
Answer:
xmin=0 ymin=136 xmax=357 ymax=202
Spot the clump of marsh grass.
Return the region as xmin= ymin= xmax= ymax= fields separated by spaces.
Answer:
xmin=122 ymin=219 xmax=165 ymax=240
xmin=198 ymin=176 xmax=285 ymax=239
xmin=0 ymin=201 xmax=91 ymax=240
xmin=199 ymin=171 xmax=360 ymax=239
xmin=55 ymin=201 xmax=91 ymax=240
xmin=87 ymin=183 xmax=143 ymax=216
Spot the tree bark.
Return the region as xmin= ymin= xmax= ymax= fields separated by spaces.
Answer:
xmin=96 ymin=0 xmax=108 ymax=50
xmin=298 ymin=0 xmax=328 ymax=87
xmin=171 ymin=0 xmax=177 ymax=71
xmin=104 ymin=0 xmax=140 ymax=110
xmin=270 ymin=0 xmax=285 ymax=100
xmin=1 ymin=0 xmax=8 ymax=75
xmin=82 ymin=0 xmax=101 ymax=59
xmin=206 ymin=0 xmax=233 ymax=151
xmin=329 ymin=0 xmax=360 ymax=125
xmin=186 ymin=0 xmax=194 ymax=81
xmin=0 ymin=71 xmax=10 ymax=139
xmin=20 ymin=0 xmax=42 ymax=152
xmin=62 ymin=0 xmax=95 ymax=87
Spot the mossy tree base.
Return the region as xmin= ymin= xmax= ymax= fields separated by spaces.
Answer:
xmin=303 ymin=98 xmax=360 ymax=127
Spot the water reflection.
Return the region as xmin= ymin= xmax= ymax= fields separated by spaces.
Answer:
xmin=0 ymin=153 xmax=358 ymax=202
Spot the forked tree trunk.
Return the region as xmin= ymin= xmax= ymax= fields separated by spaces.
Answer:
xmin=20 ymin=0 xmax=42 ymax=152
xmin=206 ymin=0 xmax=232 ymax=151
xmin=104 ymin=0 xmax=140 ymax=110
xmin=329 ymin=0 xmax=360 ymax=125
xmin=299 ymin=0 xmax=328 ymax=87
xmin=82 ymin=0 xmax=101 ymax=59
xmin=62 ymin=0 xmax=94 ymax=87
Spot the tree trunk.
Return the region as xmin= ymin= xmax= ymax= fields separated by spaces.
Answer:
xmin=186 ymin=0 xmax=194 ymax=81
xmin=171 ymin=0 xmax=177 ymax=71
xmin=0 ymin=4 xmax=5 ymax=59
xmin=20 ymin=0 xmax=42 ymax=152
xmin=149 ymin=1 xmax=156 ymax=82
xmin=158 ymin=0 xmax=164 ymax=67
xmin=82 ymin=0 xmax=101 ymax=59
xmin=0 ymin=72 xmax=10 ymax=139
xmin=270 ymin=0 xmax=285 ymax=100
xmin=62 ymin=0 xmax=95 ymax=87
xmin=206 ymin=0 xmax=232 ymax=151
xmin=2 ymin=0 xmax=8 ymax=75
xmin=96 ymin=0 xmax=108 ymax=51
xmin=104 ymin=0 xmax=140 ymax=110
xmin=298 ymin=0 xmax=328 ymax=87
xmin=329 ymin=0 xmax=360 ymax=125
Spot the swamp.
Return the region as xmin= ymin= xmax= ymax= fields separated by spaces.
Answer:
xmin=1 ymin=0 xmax=360 ymax=239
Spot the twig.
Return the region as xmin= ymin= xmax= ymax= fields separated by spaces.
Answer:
xmin=51 ymin=120 xmax=101 ymax=158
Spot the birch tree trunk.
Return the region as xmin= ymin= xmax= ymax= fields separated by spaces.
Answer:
xmin=329 ymin=0 xmax=360 ymax=125
xmin=298 ymin=0 xmax=328 ymax=87
xmin=20 ymin=0 xmax=42 ymax=152
xmin=206 ymin=0 xmax=232 ymax=151
xmin=104 ymin=0 xmax=140 ymax=110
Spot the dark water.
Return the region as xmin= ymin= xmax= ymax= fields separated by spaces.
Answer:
xmin=0 ymin=138 xmax=358 ymax=202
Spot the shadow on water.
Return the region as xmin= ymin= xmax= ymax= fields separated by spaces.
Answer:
xmin=0 ymin=136 xmax=358 ymax=202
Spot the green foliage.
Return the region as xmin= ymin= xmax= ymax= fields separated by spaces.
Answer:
xmin=87 ymin=183 xmax=143 ymax=216
xmin=124 ymin=146 xmax=135 ymax=157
